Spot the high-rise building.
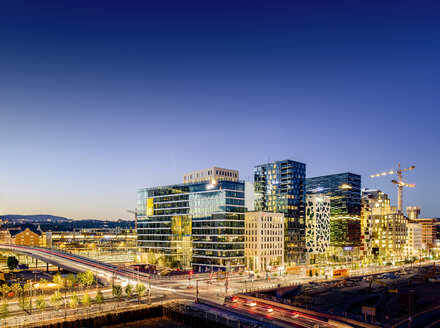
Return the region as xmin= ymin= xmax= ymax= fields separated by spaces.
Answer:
xmin=254 ymin=160 xmax=306 ymax=263
xmin=361 ymin=189 xmax=407 ymax=258
xmin=244 ymin=212 xmax=284 ymax=272
xmin=410 ymin=218 xmax=437 ymax=248
xmin=406 ymin=206 xmax=421 ymax=220
xmin=183 ymin=167 xmax=239 ymax=184
xmin=306 ymin=173 xmax=361 ymax=248
xmin=361 ymin=189 xmax=384 ymax=256
xmin=245 ymin=181 xmax=255 ymax=212
xmin=405 ymin=223 xmax=423 ymax=257
xmin=305 ymin=194 xmax=331 ymax=258
xmin=137 ymin=168 xmax=245 ymax=272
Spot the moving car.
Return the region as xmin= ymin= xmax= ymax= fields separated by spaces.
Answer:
xmin=259 ymin=306 xmax=273 ymax=313
xmin=283 ymin=311 xmax=299 ymax=318
xmin=224 ymin=296 xmax=238 ymax=303
xmin=245 ymin=299 xmax=257 ymax=307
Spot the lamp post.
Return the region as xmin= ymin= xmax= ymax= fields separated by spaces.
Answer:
xmin=408 ymin=289 xmax=413 ymax=328
xmin=195 ymin=280 xmax=199 ymax=303
xmin=148 ymin=274 xmax=151 ymax=305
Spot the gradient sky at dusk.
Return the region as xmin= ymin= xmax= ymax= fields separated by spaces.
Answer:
xmin=1 ymin=1 xmax=439 ymax=219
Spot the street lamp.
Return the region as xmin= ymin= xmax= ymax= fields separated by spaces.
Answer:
xmin=408 ymin=289 xmax=414 ymax=328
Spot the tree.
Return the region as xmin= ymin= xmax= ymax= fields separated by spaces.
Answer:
xmin=52 ymin=272 xmax=63 ymax=286
xmin=135 ymin=283 xmax=146 ymax=303
xmin=23 ymin=281 xmax=32 ymax=295
xmin=69 ymin=292 xmax=79 ymax=310
xmin=125 ymin=284 xmax=133 ymax=298
xmin=95 ymin=290 xmax=104 ymax=305
xmin=0 ymin=303 xmax=8 ymax=319
xmin=11 ymin=283 xmax=22 ymax=298
xmin=170 ymin=260 xmax=180 ymax=269
xmin=18 ymin=295 xmax=31 ymax=313
xmin=308 ymin=269 xmax=313 ymax=277
xmin=6 ymin=256 xmax=18 ymax=272
xmin=0 ymin=284 xmax=10 ymax=299
xmin=84 ymin=270 xmax=95 ymax=287
xmin=315 ymin=270 xmax=319 ymax=277
xmin=112 ymin=284 xmax=122 ymax=300
xmin=79 ymin=270 xmax=95 ymax=287
xmin=147 ymin=250 xmax=157 ymax=265
xmin=50 ymin=291 xmax=63 ymax=308
xmin=66 ymin=273 xmax=77 ymax=289
xmin=35 ymin=295 xmax=47 ymax=311
xmin=81 ymin=293 xmax=91 ymax=308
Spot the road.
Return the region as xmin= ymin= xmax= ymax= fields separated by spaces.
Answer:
xmin=223 ymin=296 xmax=336 ymax=328
xmin=0 ymin=244 xmax=311 ymax=304
xmin=393 ymin=305 xmax=440 ymax=328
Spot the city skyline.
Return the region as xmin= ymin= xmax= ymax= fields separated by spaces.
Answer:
xmin=1 ymin=1 xmax=439 ymax=219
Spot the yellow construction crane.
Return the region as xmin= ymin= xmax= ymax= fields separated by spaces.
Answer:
xmin=370 ymin=163 xmax=415 ymax=213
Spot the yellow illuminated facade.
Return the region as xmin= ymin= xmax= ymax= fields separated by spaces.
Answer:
xmin=361 ymin=189 xmax=407 ymax=259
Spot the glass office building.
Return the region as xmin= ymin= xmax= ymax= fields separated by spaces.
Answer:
xmin=137 ymin=180 xmax=245 ymax=272
xmin=306 ymin=173 xmax=361 ymax=247
xmin=254 ymin=160 xmax=306 ymax=263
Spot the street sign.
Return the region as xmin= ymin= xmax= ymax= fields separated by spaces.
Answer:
xmin=362 ymin=306 xmax=376 ymax=316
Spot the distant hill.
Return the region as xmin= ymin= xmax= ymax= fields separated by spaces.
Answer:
xmin=0 ymin=214 xmax=72 ymax=222
xmin=0 ymin=217 xmax=134 ymax=231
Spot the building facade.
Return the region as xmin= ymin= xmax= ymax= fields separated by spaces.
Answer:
xmin=254 ymin=160 xmax=306 ymax=263
xmin=138 ymin=169 xmax=245 ymax=272
xmin=361 ymin=190 xmax=407 ymax=259
xmin=305 ymin=194 xmax=331 ymax=257
xmin=306 ymin=173 xmax=361 ymax=248
xmin=245 ymin=181 xmax=255 ymax=212
xmin=0 ymin=229 xmax=12 ymax=244
xmin=406 ymin=206 xmax=421 ymax=220
xmin=244 ymin=212 xmax=284 ymax=272
xmin=183 ymin=167 xmax=239 ymax=184
xmin=405 ymin=223 xmax=423 ymax=257
xmin=361 ymin=189 xmax=383 ymax=256
xmin=43 ymin=228 xmax=137 ymax=262
xmin=45 ymin=228 xmax=136 ymax=249
xmin=410 ymin=218 xmax=437 ymax=248
xmin=13 ymin=228 xmax=41 ymax=246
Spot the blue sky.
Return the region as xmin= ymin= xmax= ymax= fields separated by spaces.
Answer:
xmin=0 ymin=0 xmax=439 ymax=219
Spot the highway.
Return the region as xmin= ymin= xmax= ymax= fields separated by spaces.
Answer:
xmin=0 ymin=245 xmax=169 ymax=291
xmin=0 ymin=245 xmax=274 ymax=302
xmin=223 ymin=296 xmax=337 ymax=328
xmin=0 ymin=244 xmax=310 ymax=303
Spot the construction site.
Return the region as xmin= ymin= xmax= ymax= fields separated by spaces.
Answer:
xmin=253 ymin=264 xmax=440 ymax=326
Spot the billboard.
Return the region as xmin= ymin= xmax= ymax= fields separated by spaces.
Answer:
xmin=146 ymin=198 xmax=154 ymax=216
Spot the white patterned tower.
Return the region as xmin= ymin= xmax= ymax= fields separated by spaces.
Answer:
xmin=306 ymin=194 xmax=331 ymax=254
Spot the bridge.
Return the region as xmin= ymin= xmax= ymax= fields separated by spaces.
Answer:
xmin=0 ymin=244 xmax=152 ymax=287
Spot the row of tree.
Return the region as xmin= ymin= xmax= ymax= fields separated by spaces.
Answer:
xmin=0 ymin=281 xmax=149 ymax=319
xmin=111 ymin=282 xmax=146 ymax=303
xmin=53 ymin=270 xmax=96 ymax=289
xmin=0 ymin=269 xmax=97 ymax=301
